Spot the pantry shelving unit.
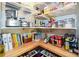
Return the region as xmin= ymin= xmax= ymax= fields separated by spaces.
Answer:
xmin=4 ymin=40 xmax=78 ymax=57
xmin=1 ymin=27 xmax=78 ymax=57
xmin=0 ymin=2 xmax=79 ymax=57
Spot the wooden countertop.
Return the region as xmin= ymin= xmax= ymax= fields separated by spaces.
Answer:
xmin=4 ymin=40 xmax=78 ymax=57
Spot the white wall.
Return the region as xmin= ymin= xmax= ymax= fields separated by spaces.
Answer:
xmin=0 ymin=2 xmax=6 ymax=28
xmin=18 ymin=7 xmax=34 ymax=22
xmin=53 ymin=4 xmax=79 ymax=38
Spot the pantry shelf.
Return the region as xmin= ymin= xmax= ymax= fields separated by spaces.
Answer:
xmin=1 ymin=27 xmax=77 ymax=30
xmin=4 ymin=41 xmax=39 ymax=57
xmin=4 ymin=40 xmax=78 ymax=57
xmin=46 ymin=3 xmax=77 ymax=16
xmin=39 ymin=40 xmax=78 ymax=57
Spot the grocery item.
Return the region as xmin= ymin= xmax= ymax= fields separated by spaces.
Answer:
xmin=0 ymin=33 xmax=4 ymax=57
xmin=12 ymin=33 xmax=19 ymax=48
xmin=44 ymin=34 xmax=50 ymax=43
xmin=22 ymin=33 xmax=32 ymax=43
xmin=6 ymin=17 xmax=21 ymax=27
xmin=57 ymin=36 xmax=63 ymax=47
xmin=50 ymin=35 xmax=55 ymax=45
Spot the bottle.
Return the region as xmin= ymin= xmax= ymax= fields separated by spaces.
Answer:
xmin=44 ymin=34 xmax=50 ymax=43
xmin=50 ymin=35 xmax=55 ymax=45
xmin=69 ymin=34 xmax=78 ymax=53
xmin=54 ymin=35 xmax=58 ymax=46
xmin=64 ymin=34 xmax=70 ymax=50
xmin=65 ymin=41 xmax=70 ymax=50
xmin=57 ymin=36 xmax=63 ymax=48
xmin=69 ymin=34 xmax=74 ymax=53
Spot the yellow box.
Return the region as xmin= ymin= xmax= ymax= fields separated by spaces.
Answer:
xmin=0 ymin=45 xmax=5 ymax=57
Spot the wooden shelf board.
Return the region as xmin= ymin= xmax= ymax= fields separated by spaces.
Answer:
xmin=4 ymin=41 xmax=39 ymax=57
xmin=39 ymin=40 xmax=78 ymax=57
xmin=4 ymin=40 xmax=78 ymax=57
